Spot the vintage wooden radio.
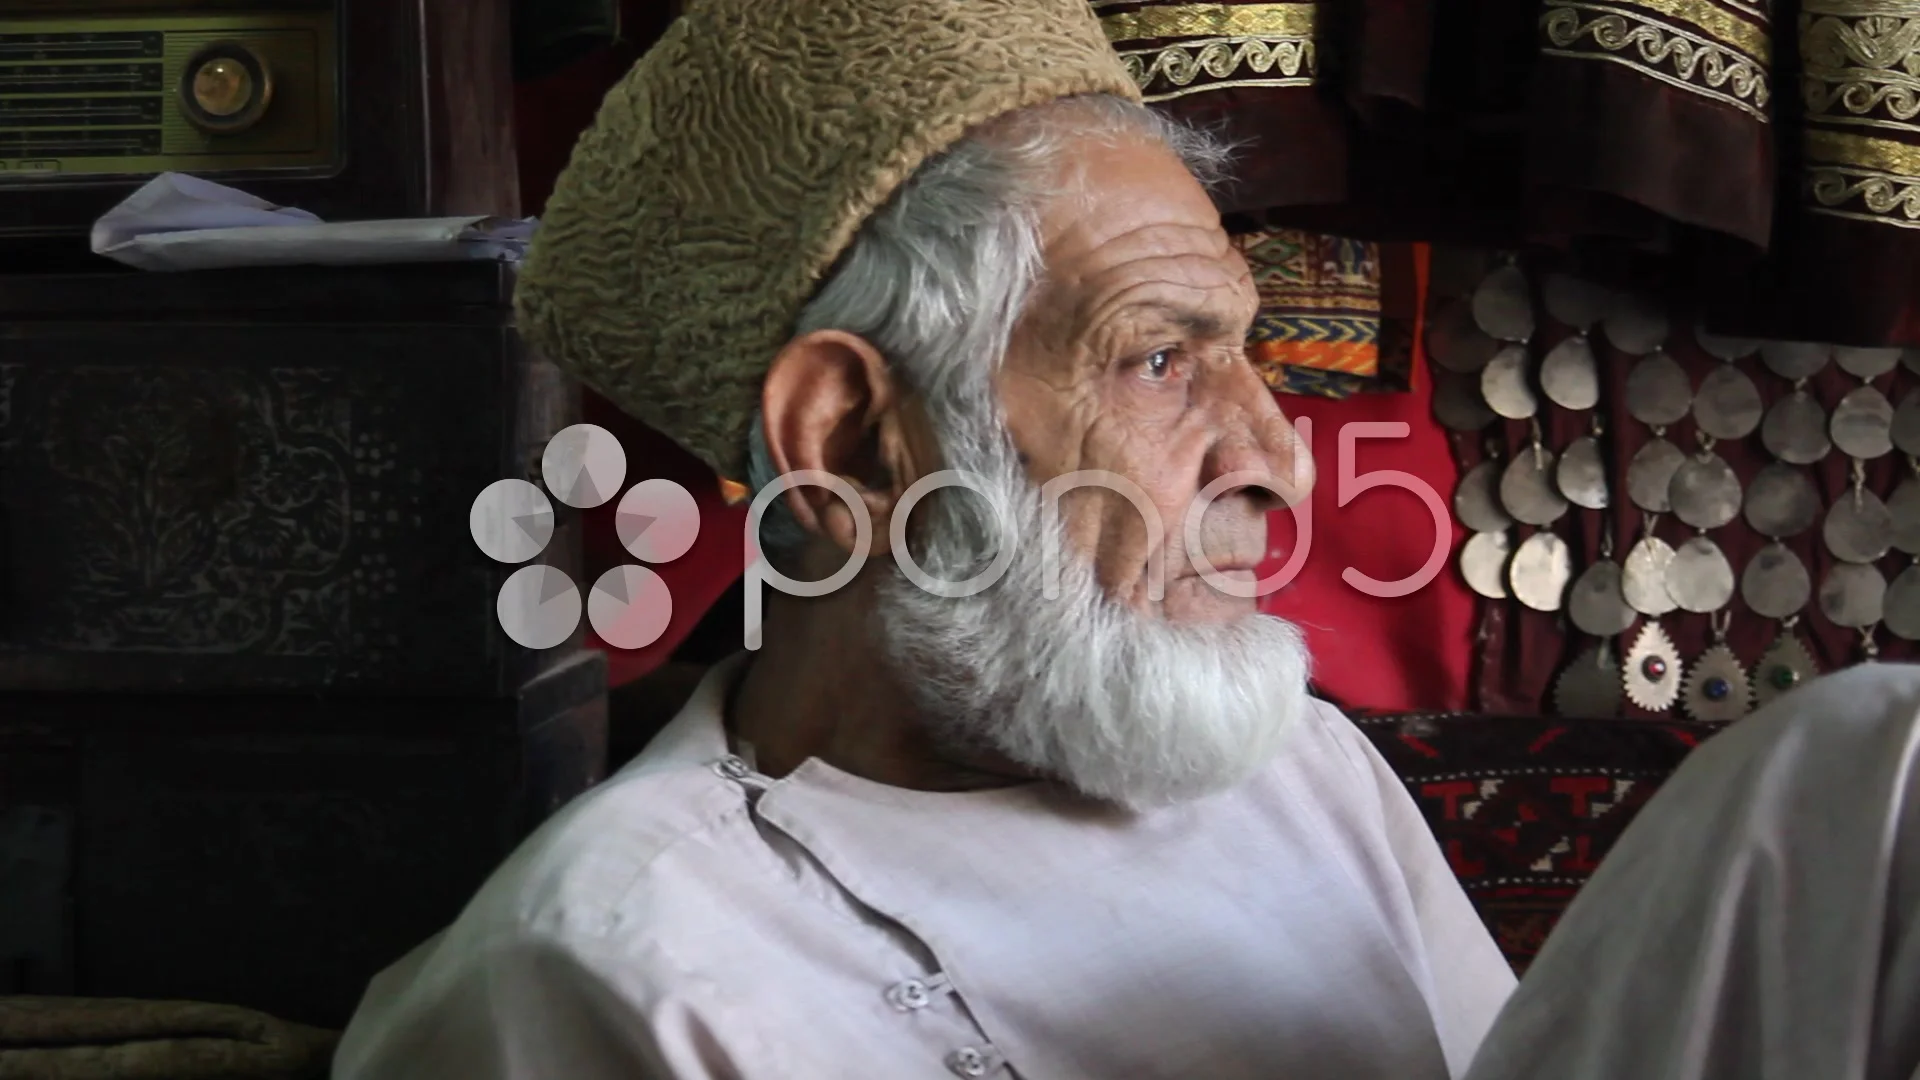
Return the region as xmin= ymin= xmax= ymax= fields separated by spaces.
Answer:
xmin=0 ymin=0 xmax=518 ymax=262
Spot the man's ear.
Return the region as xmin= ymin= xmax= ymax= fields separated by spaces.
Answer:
xmin=759 ymin=331 xmax=932 ymax=558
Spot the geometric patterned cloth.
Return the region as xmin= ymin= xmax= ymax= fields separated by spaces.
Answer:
xmin=1237 ymin=227 xmax=1381 ymax=396
xmin=1233 ymin=227 xmax=1415 ymax=399
xmin=1355 ymin=712 xmax=1725 ymax=973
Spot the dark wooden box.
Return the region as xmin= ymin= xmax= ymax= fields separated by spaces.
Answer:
xmin=0 ymin=261 xmax=580 ymax=697
xmin=0 ymin=647 xmax=607 ymax=1026
xmin=0 ymin=260 xmax=611 ymax=1025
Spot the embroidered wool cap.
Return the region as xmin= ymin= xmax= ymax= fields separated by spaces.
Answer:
xmin=514 ymin=0 xmax=1142 ymax=480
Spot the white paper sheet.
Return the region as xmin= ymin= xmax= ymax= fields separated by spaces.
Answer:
xmin=91 ymin=172 xmax=538 ymax=271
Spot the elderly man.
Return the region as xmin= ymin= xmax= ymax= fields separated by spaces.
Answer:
xmin=333 ymin=1 xmax=1920 ymax=1078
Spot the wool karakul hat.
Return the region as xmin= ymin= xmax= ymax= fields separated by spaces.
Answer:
xmin=515 ymin=0 xmax=1142 ymax=481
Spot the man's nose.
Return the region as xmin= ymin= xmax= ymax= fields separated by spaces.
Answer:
xmin=1200 ymin=362 xmax=1316 ymax=512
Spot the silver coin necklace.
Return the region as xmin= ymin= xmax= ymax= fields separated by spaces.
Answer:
xmin=1619 ymin=360 xmax=1686 ymax=711
xmin=1885 ymin=456 xmax=1920 ymax=643
xmin=1458 ymin=440 xmax=1515 ymax=602
xmin=1821 ymin=458 xmax=1890 ymax=663
xmin=1668 ymin=426 xmax=1746 ymax=718
xmin=1742 ymin=457 xmax=1821 ymax=707
xmin=1553 ymin=403 xmax=1626 ymax=717
xmin=1505 ymin=421 xmax=1573 ymax=613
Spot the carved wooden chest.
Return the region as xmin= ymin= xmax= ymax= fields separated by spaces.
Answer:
xmin=0 ymin=263 xmax=608 ymax=1026
xmin=0 ymin=262 xmax=576 ymax=696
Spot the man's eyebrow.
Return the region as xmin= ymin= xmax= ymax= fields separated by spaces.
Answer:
xmin=1118 ymin=301 xmax=1237 ymax=341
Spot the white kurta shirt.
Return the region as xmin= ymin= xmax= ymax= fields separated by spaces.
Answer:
xmin=333 ymin=658 xmax=1517 ymax=1079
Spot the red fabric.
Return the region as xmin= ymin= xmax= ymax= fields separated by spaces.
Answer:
xmin=579 ymin=396 xmax=749 ymax=686
xmin=1258 ymin=246 xmax=1475 ymax=712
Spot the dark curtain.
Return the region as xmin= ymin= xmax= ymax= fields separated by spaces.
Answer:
xmin=1098 ymin=0 xmax=1920 ymax=346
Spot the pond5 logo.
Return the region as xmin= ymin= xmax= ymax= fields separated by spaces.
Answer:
xmin=469 ymin=423 xmax=700 ymax=650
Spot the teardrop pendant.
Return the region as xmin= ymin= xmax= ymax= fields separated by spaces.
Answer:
xmin=1623 ymin=622 xmax=1683 ymax=712
xmin=1683 ymin=643 xmax=1751 ymax=721
xmin=1753 ymin=632 xmax=1819 ymax=708
xmin=1556 ymin=641 xmax=1624 ymax=718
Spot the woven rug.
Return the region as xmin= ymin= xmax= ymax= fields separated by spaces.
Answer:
xmin=1355 ymin=713 xmax=1724 ymax=973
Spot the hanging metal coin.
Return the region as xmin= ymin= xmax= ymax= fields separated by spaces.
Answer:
xmin=1754 ymin=631 xmax=1819 ymax=707
xmin=1834 ymin=346 xmax=1903 ymax=379
xmin=1623 ymin=621 xmax=1683 ymax=712
xmin=1666 ymin=535 xmax=1736 ymax=613
xmin=1544 ymin=274 xmax=1615 ymax=331
xmin=1832 ymin=386 xmax=1895 ymax=460
xmin=1481 ymin=345 xmax=1539 ymax=420
xmin=1695 ymin=325 xmax=1760 ymax=361
xmin=1541 ymin=336 xmax=1600 ymax=411
xmin=1668 ymin=451 xmax=1743 ymax=531
xmin=1433 ymin=370 xmax=1499 ymax=432
xmin=1623 ymin=534 xmax=1679 ymax=616
xmin=1625 ymin=351 xmax=1693 ymax=427
xmin=1892 ymin=389 xmax=1920 ymax=458
xmin=1886 ymin=565 xmax=1920 ymax=641
xmin=1459 ymin=530 xmax=1512 ymax=599
xmin=1555 ymin=642 xmax=1624 ymax=718
xmin=1819 ymin=562 xmax=1887 ymax=628
xmin=1743 ymin=463 xmax=1820 ymax=539
xmin=1500 ymin=447 xmax=1569 ymax=525
xmin=1556 ymin=434 xmax=1610 ymax=510
xmin=1569 ymin=558 xmax=1637 ymax=637
xmin=1510 ymin=532 xmax=1573 ymax=612
xmin=1453 ymin=458 xmax=1514 ymax=533
xmin=1741 ymin=542 xmax=1812 ymax=620
xmin=1824 ymin=487 xmax=1895 ymax=564
xmin=1427 ymin=300 xmax=1501 ymax=374
xmin=1760 ymin=341 xmax=1830 ymax=381
xmin=1892 ymin=474 xmax=1920 ymax=556
xmin=1683 ymin=615 xmax=1751 ymax=722
xmin=1472 ymin=264 xmax=1535 ymax=343
xmin=1627 ymin=438 xmax=1686 ymax=513
xmin=1603 ymin=294 xmax=1669 ymax=355
xmin=1693 ymin=365 xmax=1763 ymax=441
xmin=1762 ymin=391 xmax=1833 ymax=465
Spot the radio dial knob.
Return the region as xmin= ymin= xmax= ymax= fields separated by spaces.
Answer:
xmin=178 ymin=42 xmax=273 ymax=134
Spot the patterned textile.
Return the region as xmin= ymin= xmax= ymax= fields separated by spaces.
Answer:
xmin=1356 ymin=712 xmax=1723 ymax=973
xmin=1235 ymin=227 xmax=1415 ymax=398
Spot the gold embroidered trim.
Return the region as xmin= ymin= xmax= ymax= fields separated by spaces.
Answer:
xmin=1805 ymin=129 xmax=1920 ymax=228
xmin=1541 ymin=3 xmax=1771 ymax=120
xmin=1099 ymin=2 xmax=1318 ymax=43
xmin=1800 ymin=9 xmax=1920 ymax=136
xmin=1631 ymin=0 xmax=1770 ymax=56
xmin=1114 ymin=36 xmax=1318 ymax=99
xmin=1807 ymin=127 xmax=1920 ymax=172
xmin=1803 ymin=0 xmax=1920 ymax=17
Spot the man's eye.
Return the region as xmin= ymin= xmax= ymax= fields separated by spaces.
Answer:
xmin=1143 ymin=349 xmax=1176 ymax=380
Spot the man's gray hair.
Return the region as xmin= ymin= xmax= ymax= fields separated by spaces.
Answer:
xmin=746 ymin=93 xmax=1234 ymax=560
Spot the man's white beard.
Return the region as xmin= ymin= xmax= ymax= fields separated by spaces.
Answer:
xmin=875 ymin=415 xmax=1313 ymax=809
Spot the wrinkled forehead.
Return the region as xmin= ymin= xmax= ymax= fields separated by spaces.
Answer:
xmin=1022 ymin=137 xmax=1254 ymax=348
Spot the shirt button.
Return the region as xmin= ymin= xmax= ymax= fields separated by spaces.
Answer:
xmin=886 ymin=979 xmax=932 ymax=1011
xmin=712 ymin=755 xmax=752 ymax=781
xmin=945 ymin=1047 xmax=990 ymax=1077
